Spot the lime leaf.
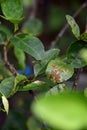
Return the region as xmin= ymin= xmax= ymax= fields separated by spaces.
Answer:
xmin=14 ymin=47 xmax=26 ymax=70
xmin=32 ymin=92 xmax=87 ymax=130
xmin=46 ymin=59 xmax=74 ymax=83
xmin=1 ymin=0 xmax=23 ymax=24
xmin=79 ymin=33 xmax=87 ymax=41
xmin=67 ymin=40 xmax=87 ymax=68
xmin=18 ymin=80 xmax=46 ymax=91
xmin=11 ymin=34 xmax=45 ymax=60
xmin=2 ymin=95 xmax=9 ymax=114
xmin=66 ymin=15 xmax=80 ymax=38
xmin=22 ymin=18 xmax=43 ymax=36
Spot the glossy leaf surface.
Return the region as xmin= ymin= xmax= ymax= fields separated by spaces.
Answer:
xmin=11 ymin=34 xmax=45 ymax=60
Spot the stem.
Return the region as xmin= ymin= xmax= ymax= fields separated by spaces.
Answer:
xmin=50 ymin=1 xmax=87 ymax=48
xmin=3 ymin=39 xmax=18 ymax=76
xmin=72 ymin=68 xmax=83 ymax=90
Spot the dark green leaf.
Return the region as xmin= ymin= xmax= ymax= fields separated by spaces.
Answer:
xmin=66 ymin=15 xmax=80 ymax=38
xmin=46 ymin=59 xmax=74 ymax=83
xmin=1 ymin=0 xmax=23 ymax=24
xmin=67 ymin=40 xmax=87 ymax=68
xmin=11 ymin=34 xmax=45 ymax=60
xmin=14 ymin=47 xmax=26 ymax=70
xmin=32 ymin=92 xmax=87 ymax=130
xmin=22 ymin=18 xmax=43 ymax=36
xmin=34 ymin=49 xmax=60 ymax=77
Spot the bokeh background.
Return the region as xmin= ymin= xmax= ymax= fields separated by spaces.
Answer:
xmin=0 ymin=0 xmax=87 ymax=129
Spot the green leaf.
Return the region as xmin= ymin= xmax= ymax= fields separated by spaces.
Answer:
xmin=0 ymin=64 xmax=12 ymax=81
xmin=1 ymin=0 xmax=23 ymax=24
xmin=46 ymin=59 xmax=74 ymax=83
xmin=67 ymin=40 xmax=87 ymax=68
xmin=79 ymin=33 xmax=87 ymax=41
xmin=14 ymin=47 xmax=26 ymax=70
xmin=2 ymin=95 xmax=9 ymax=114
xmin=18 ymin=80 xmax=46 ymax=91
xmin=0 ymin=75 xmax=27 ymax=98
xmin=0 ymin=24 xmax=11 ymax=44
xmin=11 ymin=34 xmax=45 ymax=60
xmin=34 ymin=49 xmax=60 ymax=77
xmin=66 ymin=15 xmax=80 ymax=38
xmin=32 ymin=92 xmax=87 ymax=130
xmin=22 ymin=18 xmax=43 ymax=36
xmin=0 ymin=77 xmax=15 ymax=97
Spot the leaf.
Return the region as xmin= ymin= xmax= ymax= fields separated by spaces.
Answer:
xmin=0 ymin=75 xmax=27 ymax=98
xmin=0 ymin=64 xmax=12 ymax=81
xmin=34 ymin=49 xmax=60 ymax=77
xmin=22 ymin=18 xmax=43 ymax=36
xmin=78 ymin=33 xmax=87 ymax=41
xmin=2 ymin=95 xmax=9 ymax=114
xmin=67 ymin=40 xmax=87 ymax=68
xmin=0 ymin=77 xmax=15 ymax=97
xmin=18 ymin=80 xmax=46 ymax=91
xmin=32 ymin=92 xmax=87 ymax=130
xmin=66 ymin=15 xmax=80 ymax=38
xmin=0 ymin=24 xmax=11 ymax=44
xmin=11 ymin=34 xmax=45 ymax=60
xmin=1 ymin=0 xmax=23 ymax=24
xmin=46 ymin=59 xmax=74 ymax=83
xmin=14 ymin=47 xmax=26 ymax=70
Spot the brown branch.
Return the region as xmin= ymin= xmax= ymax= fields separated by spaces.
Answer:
xmin=72 ymin=68 xmax=83 ymax=90
xmin=50 ymin=1 xmax=87 ymax=48
xmin=3 ymin=40 xmax=18 ymax=76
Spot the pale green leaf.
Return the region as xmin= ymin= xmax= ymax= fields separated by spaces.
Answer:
xmin=2 ymin=95 xmax=9 ymax=114
xmin=66 ymin=15 xmax=80 ymax=38
xmin=32 ymin=92 xmax=87 ymax=130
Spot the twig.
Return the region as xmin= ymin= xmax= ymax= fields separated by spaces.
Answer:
xmin=50 ymin=1 xmax=87 ymax=48
xmin=3 ymin=39 xmax=18 ymax=76
xmin=72 ymin=68 xmax=83 ymax=90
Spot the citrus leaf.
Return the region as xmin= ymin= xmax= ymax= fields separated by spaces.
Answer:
xmin=66 ymin=15 xmax=80 ymax=38
xmin=22 ymin=18 xmax=43 ymax=36
xmin=32 ymin=92 xmax=87 ymax=130
xmin=67 ymin=40 xmax=87 ymax=68
xmin=2 ymin=95 xmax=9 ymax=114
xmin=18 ymin=80 xmax=46 ymax=91
xmin=11 ymin=34 xmax=45 ymax=60
xmin=1 ymin=0 xmax=23 ymax=24
xmin=46 ymin=59 xmax=74 ymax=83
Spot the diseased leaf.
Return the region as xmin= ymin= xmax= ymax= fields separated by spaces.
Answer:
xmin=67 ymin=40 xmax=87 ymax=68
xmin=14 ymin=47 xmax=26 ymax=70
xmin=11 ymin=34 xmax=45 ymax=60
xmin=66 ymin=15 xmax=80 ymax=38
xmin=2 ymin=95 xmax=9 ymax=114
xmin=32 ymin=92 xmax=87 ymax=130
xmin=46 ymin=59 xmax=74 ymax=83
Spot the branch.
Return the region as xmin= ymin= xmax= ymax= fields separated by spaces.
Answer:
xmin=72 ymin=68 xmax=83 ymax=90
xmin=3 ymin=39 xmax=18 ymax=76
xmin=50 ymin=1 xmax=87 ymax=48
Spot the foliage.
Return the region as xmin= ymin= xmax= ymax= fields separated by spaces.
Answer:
xmin=0 ymin=0 xmax=87 ymax=130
